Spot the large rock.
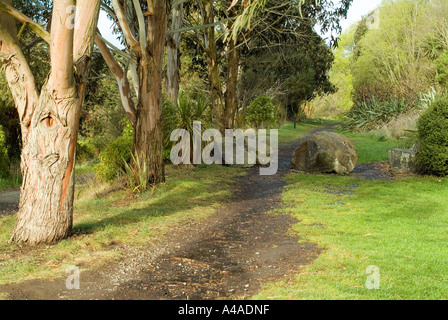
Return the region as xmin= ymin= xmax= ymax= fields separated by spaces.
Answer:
xmin=291 ymin=131 xmax=358 ymax=174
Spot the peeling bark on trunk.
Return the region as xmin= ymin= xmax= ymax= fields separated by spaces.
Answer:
xmin=107 ymin=0 xmax=167 ymax=186
xmin=11 ymin=79 xmax=80 ymax=244
xmin=134 ymin=62 xmax=165 ymax=184
xmin=132 ymin=0 xmax=166 ymax=184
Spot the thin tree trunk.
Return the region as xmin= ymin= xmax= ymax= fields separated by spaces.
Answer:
xmin=165 ymin=2 xmax=183 ymax=104
xmin=203 ymin=1 xmax=225 ymax=133
xmin=96 ymin=36 xmax=137 ymax=126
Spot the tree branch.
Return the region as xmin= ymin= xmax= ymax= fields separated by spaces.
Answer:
xmin=21 ymin=36 xmax=43 ymax=51
xmin=0 ymin=0 xmax=50 ymax=43
xmin=96 ymin=33 xmax=133 ymax=61
xmin=50 ymin=0 xmax=75 ymax=95
xmin=0 ymin=23 xmax=38 ymax=128
xmin=110 ymin=0 xmax=141 ymax=54
xmin=132 ymin=0 xmax=147 ymax=51
xmin=101 ymin=2 xmax=118 ymax=22
xmin=73 ymin=0 xmax=101 ymax=65
xmin=96 ymin=35 xmax=137 ymax=125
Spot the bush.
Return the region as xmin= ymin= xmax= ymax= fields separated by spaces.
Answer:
xmin=245 ymin=94 xmax=278 ymax=129
xmin=0 ymin=126 xmax=9 ymax=178
xmin=94 ymin=123 xmax=133 ymax=182
xmin=416 ymin=95 xmax=448 ymax=176
xmin=76 ymin=138 xmax=96 ymax=163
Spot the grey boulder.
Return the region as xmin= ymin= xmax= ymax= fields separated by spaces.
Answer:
xmin=291 ymin=131 xmax=358 ymax=174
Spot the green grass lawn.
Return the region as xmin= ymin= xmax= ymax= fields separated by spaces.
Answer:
xmin=0 ymin=177 xmax=21 ymax=192
xmin=340 ymin=130 xmax=414 ymax=163
xmin=253 ymin=130 xmax=448 ymax=300
xmin=277 ymin=119 xmax=333 ymax=144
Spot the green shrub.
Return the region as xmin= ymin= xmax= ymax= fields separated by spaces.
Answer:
xmin=76 ymin=137 xmax=96 ymax=163
xmin=0 ymin=125 xmax=10 ymax=179
xmin=245 ymin=94 xmax=278 ymax=129
xmin=416 ymin=95 xmax=448 ymax=176
xmin=94 ymin=123 xmax=133 ymax=182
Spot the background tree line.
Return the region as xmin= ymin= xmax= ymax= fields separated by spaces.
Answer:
xmin=310 ymin=0 xmax=448 ymax=178
xmin=311 ymin=0 xmax=448 ymax=132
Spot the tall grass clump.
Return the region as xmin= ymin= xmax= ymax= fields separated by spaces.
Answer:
xmin=122 ymin=151 xmax=148 ymax=193
xmin=162 ymin=90 xmax=212 ymax=160
xmin=342 ymin=97 xmax=409 ymax=131
xmin=94 ymin=123 xmax=133 ymax=182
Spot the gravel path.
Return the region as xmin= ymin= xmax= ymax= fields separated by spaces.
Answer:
xmin=0 ymin=189 xmax=20 ymax=217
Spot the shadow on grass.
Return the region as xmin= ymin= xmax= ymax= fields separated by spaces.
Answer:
xmin=71 ymin=166 xmax=236 ymax=237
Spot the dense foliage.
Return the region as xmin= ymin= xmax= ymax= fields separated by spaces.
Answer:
xmin=310 ymin=27 xmax=356 ymax=118
xmin=244 ymin=95 xmax=278 ymax=129
xmin=342 ymin=98 xmax=408 ymax=131
xmin=350 ymin=0 xmax=447 ymax=104
xmin=1 ymin=0 xmax=352 ymax=185
xmin=435 ymin=50 xmax=448 ymax=88
xmin=312 ymin=0 xmax=448 ymax=133
xmin=416 ymin=95 xmax=448 ymax=176
xmin=0 ymin=126 xmax=9 ymax=178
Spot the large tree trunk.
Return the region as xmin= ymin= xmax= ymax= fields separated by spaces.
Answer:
xmin=105 ymin=0 xmax=167 ymax=186
xmin=0 ymin=0 xmax=100 ymax=244
xmin=165 ymin=2 xmax=183 ymax=104
xmin=132 ymin=0 xmax=167 ymax=185
xmin=11 ymin=79 xmax=81 ymax=244
xmin=134 ymin=62 xmax=165 ymax=184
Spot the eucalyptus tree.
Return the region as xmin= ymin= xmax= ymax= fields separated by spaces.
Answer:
xmin=0 ymin=0 xmax=100 ymax=244
xmin=97 ymin=0 xmax=167 ymax=185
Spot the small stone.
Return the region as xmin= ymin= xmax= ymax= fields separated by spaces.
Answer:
xmin=388 ymin=147 xmax=420 ymax=174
